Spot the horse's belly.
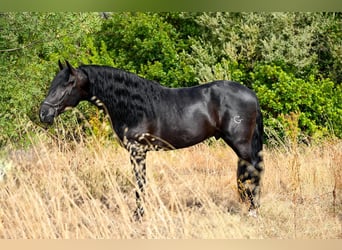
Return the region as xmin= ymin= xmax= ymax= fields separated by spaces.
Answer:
xmin=158 ymin=119 xmax=217 ymax=149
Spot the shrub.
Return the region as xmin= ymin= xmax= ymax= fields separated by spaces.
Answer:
xmin=252 ymin=64 xmax=342 ymax=140
xmin=96 ymin=12 xmax=197 ymax=87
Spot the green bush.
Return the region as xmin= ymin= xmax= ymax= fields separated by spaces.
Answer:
xmin=190 ymin=12 xmax=341 ymax=85
xmin=0 ymin=13 xmax=102 ymax=147
xmin=252 ymin=65 xmax=342 ymax=140
xmin=96 ymin=12 xmax=197 ymax=87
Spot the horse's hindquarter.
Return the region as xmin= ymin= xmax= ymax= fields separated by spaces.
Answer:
xmin=214 ymin=81 xmax=259 ymax=128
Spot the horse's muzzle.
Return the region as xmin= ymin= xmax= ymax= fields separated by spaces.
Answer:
xmin=39 ymin=103 xmax=56 ymax=125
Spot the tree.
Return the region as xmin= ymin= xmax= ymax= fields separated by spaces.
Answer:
xmin=95 ymin=12 xmax=197 ymax=87
xmin=190 ymin=12 xmax=342 ymax=85
xmin=0 ymin=12 xmax=102 ymax=147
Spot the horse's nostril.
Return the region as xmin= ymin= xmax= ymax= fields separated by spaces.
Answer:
xmin=39 ymin=110 xmax=46 ymax=122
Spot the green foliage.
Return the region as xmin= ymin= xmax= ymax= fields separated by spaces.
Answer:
xmin=190 ymin=12 xmax=342 ymax=85
xmin=0 ymin=12 xmax=102 ymax=147
xmin=0 ymin=12 xmax=341 ymax=147
xmin=95 ymin=12 xmax=197 ymax=87
xmin=252 ymin=65 xmax=342 ymax=139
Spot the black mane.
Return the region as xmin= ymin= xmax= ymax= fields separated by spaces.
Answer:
xmin=79 ymin=65 xmax=163 ymax=133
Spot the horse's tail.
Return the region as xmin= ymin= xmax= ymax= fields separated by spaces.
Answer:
xmin=252 ymin=105 xmax=264 ymax=171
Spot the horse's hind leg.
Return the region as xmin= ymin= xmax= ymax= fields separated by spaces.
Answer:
xmin=237 ymin=155 xmax=263 ymax=211
xmin=222 ymin=122 xmax=264 ymax=214
xmin=228 ymin=141 xmax=262 ymax=210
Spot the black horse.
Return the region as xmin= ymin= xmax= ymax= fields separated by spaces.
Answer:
xmin=40 ymin=60 xmax=264 ymax=218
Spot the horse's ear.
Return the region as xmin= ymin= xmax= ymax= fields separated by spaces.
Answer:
xmin=58 ymin=60 xmax=64 ymax=70
xmin=65 ymin=60 xmax=76 ymax=75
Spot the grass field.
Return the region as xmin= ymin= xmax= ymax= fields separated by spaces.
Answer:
xmin=0 ymin=129 xmax=341 ymax=239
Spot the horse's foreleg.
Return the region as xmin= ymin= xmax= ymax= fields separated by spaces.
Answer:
xmin=127 ymin=142 xmax=147 ymax=220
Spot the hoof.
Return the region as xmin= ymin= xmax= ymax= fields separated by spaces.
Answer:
xmin=248 ymin=209 xmax=258 ymax=218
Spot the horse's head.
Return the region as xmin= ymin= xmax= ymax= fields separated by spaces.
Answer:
xmin=39 ymin=60 xmax=89 ymax=124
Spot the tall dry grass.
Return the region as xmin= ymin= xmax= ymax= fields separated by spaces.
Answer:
xmin=0 ymin=125 xmax=341 ymax=239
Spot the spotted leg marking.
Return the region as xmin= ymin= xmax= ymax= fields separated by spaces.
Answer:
xmin=125 ymin=140 xmax=147 ymax=220
xmin=237 ymin=152 xmax=264 ymax=216
xmin=122 ymin=129 xmax=175 ymax=220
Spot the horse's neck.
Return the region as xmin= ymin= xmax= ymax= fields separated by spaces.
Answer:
xmin=88 ymin=73 xmax=146 ymax=131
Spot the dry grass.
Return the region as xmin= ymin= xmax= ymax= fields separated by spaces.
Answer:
xmin=0 ymin=130 xmax=341 ymax=239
